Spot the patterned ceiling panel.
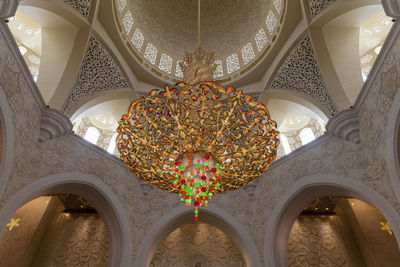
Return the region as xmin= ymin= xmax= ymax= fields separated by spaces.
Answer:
xmin=270 ymin=34 xmax=336 ymax=114
xmin=63 ymin=0 xmax=92 ymax=18
xmin=63 ymin=34 xmax=129 ymax=113
xmin=309 ymin=0 xmax=338 ymax=18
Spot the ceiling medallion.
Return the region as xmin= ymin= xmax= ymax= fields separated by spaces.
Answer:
xmin=116 ymin=0 xmax=279 ymax=220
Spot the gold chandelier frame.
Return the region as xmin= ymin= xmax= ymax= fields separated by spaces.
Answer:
xmin=117 ymin=81 xmax=279 ymax=193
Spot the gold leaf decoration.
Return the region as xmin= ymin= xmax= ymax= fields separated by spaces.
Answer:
xmin=7 ymin=218 xmax=20 ymax=231
xmin=117 ymin=81 xmax=279 ymax=193
xmin=380 ymin=221 xmax=393 ymax=235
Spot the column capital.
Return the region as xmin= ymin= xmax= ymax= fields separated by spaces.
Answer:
xmin=326 ymin=109 xmax=360 ymax=144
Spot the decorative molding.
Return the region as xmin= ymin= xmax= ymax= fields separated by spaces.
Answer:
xmin=326 ymin=109 xmax=360 ymax=143
xmin=382 ymin=0 xmax=400 ymax=19
xmin=63 ymin=35 xmax=129 ymax=113
xmin=270 ymin=34 xmax=336 ymax=114
xmin=0 ymin=0 xmax=18 ymax=19
xmin=62 ymin=0 xmax=91 ymax=18
xmin=39 ymin=108 xmax=73 ymax=142
xmin=308 ymin=0 xmax=338 ymax=18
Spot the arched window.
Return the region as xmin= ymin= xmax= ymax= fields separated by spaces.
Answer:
xmin=107 ymin=133 xmax=118 ymax=154
xmin=280 ymin=134 xmax=291 ymax=155
xmin=299 ymin=128 xmax=315 ymax=145
xmin=83 ymin=127 xmax=100 ymax=145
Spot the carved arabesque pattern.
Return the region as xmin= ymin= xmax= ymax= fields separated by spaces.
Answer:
xmin=33 ymin=213 xmax=109 ymax=266
xmin=270 ymin=34 xmax=336 ymax=114
xmin=63 ymin=35 xmax=129 ymax=113
xmin=308 ymin=0 xmax=337 ymax=18
xmin=288 ymin=215 xmax=349 ymax=266
xmin=63 ymin=0 xmax=91 ymax=18
xmin=151 ymin=223 xmax=245 ymax=267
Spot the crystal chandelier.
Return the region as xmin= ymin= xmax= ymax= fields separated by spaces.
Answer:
xmin=116 ymin=0 xmax=279 ymax=220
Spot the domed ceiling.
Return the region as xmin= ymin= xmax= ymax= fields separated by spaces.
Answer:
xmin=114 ymin=0 xmax=285 ymax=82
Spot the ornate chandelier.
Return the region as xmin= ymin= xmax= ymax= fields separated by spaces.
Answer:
xmin=116 ymin=0 xmax=279 ymax=220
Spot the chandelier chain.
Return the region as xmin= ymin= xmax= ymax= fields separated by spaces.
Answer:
xmin=197 ymin=0 xmax=201 ymax=49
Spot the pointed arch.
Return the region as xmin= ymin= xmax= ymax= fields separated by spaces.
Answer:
xmin=264 ymin=174 xmax=400 ymax=267
xmin=0 ymin=172 xmax=132 ymax=267
xmin=135 ymin=206 xmax=262 ymax=267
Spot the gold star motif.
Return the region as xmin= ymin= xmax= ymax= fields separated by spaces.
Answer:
xmin=380 ymin=221 xmax=392 ymax=235
xmin=6 ymin=218 xmax=20 ymax=231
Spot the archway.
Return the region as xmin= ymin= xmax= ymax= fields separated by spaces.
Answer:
xmin=69 ymin=90 xmax=138 ymax=155
xmin=69 ymin=88 xmax=138 ymax=122
xmin=288 ymin=197 xmax=400 ymax=266
xmin=260 ymin=91 xmax=328 ymax=158
xmin=135 ymin=207 xmax=262 ymax=267
xmin=0 ymin=194 xmax=110 ymax=266
xmin=0 ymin=172 xmax=132 ymax=267
xmin=264 ymin=175 xmax=400 ymax=267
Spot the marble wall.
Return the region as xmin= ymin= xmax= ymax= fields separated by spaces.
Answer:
xmin=288 ymin=215 xmax=352 ymax=266
xmin=0 ymin=197 xmax=110 ymax=267
xmin=151 ymin=222 xmax=245 ymax=267
xmin=33 ymin=211 xmax=109 ymax=267
xmin=288 ymin=198 xmax=400 ymax=267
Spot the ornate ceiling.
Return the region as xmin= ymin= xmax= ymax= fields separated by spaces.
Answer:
xmin=10 ymin=0 xmax=392 ymax=122
xmin=64 ymin=35 xmax=129 ymax=112
xmin=115 ymin=0 xmax=285 ymax=82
